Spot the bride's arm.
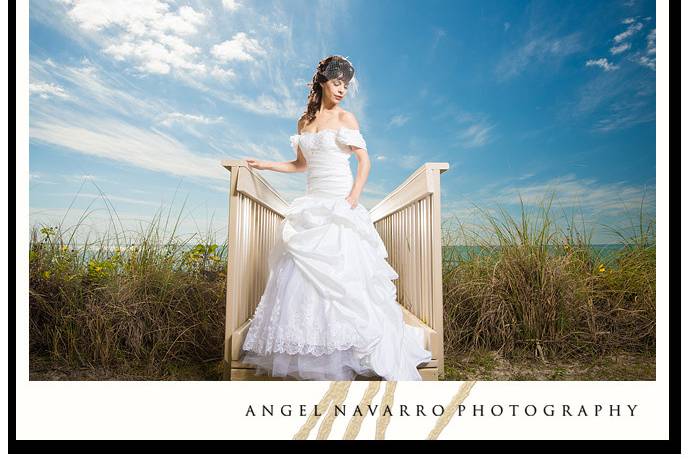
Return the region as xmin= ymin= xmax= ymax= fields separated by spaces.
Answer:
xmin=245 ymin=120 xmax=308 ymax=173
xmin=342 ymin=113 xmax=371 ymax=208
xmin=347 ymin=147 xmax=371 ymax=204
xmin=248 ymin=154 xmax=306 ymax=173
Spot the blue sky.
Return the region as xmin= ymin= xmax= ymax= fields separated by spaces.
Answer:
xmin=28 ymin=0 xmax=657 ymax=244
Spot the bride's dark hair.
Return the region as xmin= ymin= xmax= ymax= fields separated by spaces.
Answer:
xmin=299 ymin=55 xmax=355 ymax=128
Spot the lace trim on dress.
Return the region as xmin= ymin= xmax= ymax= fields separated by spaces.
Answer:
xmin=335 ymin=127 xmax=367 ymax=150
xmin=241 ymin=294 xmax=364 ymax=357
xmin=290 ymin=127 xmax=367 ymax=154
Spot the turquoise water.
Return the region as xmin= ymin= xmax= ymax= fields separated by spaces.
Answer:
xmin=40 ymin=242 xmax=632 ymax=263
xmin=443 ymin=244 xmax=627 ymax=262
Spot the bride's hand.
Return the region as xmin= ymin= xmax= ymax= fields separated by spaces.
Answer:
xmin=244 ymin=158 xmax=270 ymax=170
xmin=345 ymin=194 xmax=359 ymax=209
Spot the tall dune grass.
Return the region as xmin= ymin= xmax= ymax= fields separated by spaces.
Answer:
xmin=29 ymin=190 xmax=228 ymax=377
xmin=442 ymin=194 xmax=655 ymax=361
xmin=29 ymin=187 xmax=655 ymax=379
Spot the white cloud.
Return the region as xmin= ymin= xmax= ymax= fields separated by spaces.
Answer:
xmin=222 ymin=0 xmax=242 ymax=11
xmin=646 ymin=29 xmax=656 ymax=54
xmin=29 ymin=206 xmax=230 ymax=244
xmin=29 ymin=58 xmax=175 ymax=119
xmin=230 ymin=93 xmax=303 ymax=118
xmin=613 ymin=21 xmax=643 ymax=43
xmin=30 ymin=113 xmax=227 ymax=181
xmin=158 ymin=112 xmax=224 ymax=127
xmin=34 ymin=1 xmax=313 ymax=119
xmin=29 ymin=81 xmax=69 ymax=99
xmin=634 ymin=28 xmax=656 ymax=71
xmin=211 ymin=32 xmax=267 ymax=63
xmin=210 ymin=65 xmax=237 ymax=81
xmin=66 ymin=1 xmax=204 ymax=36
xmin=66 ymin=0 xmax=207 ymax=76
xmin=585 ymin=58 xmax=618 ymax=72
xmin=53 ymin=192 xmax=161 ymax=207
xmin=444 ymin=174 xmax=655 ymax=243
xmin=565 ymin=52 xmax=655 ymax=133
xmin=29 ymin=173 xmax=58 ymax=185
xmin=398 ymin=154 xmax=421 ymax=170
xmin=610 ymin=42 xmax=631 ymax=55
xmin=637 ymin=55 xmax=656 ymax=71
xmin=103 ymin=35 xmax=206 ymax=76
xmin=490 ymin=174 xmax=655 ymax=216
xmin=387 ymin=114 xmax=410 ymax=128
xmin=495 ymin=32 xmax=582 ymax=80
xmin=457 ymin=121 xmax=494 ymax=148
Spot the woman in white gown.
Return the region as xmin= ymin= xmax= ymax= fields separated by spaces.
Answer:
xmin=241 ymin=55 xmax=432 ymax=381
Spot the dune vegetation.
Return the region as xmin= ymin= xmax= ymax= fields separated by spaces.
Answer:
xmin=28 ymin=192 xmax=655 ymax=380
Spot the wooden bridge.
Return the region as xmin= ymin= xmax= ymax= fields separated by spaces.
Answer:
xmin=221 ymin=160 xmax=449 ymax=380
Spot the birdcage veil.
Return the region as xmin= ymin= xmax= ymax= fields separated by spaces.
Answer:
xmin=305 ymin=55 xmax=360 ymax=100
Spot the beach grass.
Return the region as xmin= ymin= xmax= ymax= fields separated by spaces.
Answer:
xmin=441 ymin=193 xmax=656 ymax=365
xmin=28 ymin=190 xmax=655 ymax=380
xmin=29 ymin=193 xmax=228 ymax=379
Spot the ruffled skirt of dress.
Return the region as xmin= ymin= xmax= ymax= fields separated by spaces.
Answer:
xmin=240 ymin=194 xmax=432 ymax=381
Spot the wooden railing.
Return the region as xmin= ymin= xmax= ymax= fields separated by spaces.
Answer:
xmin=368 ymin=162 xmax=449 ymax=378
xmin=221 ymin=160 xmax=288 ymax=380
xmin=221 ymin=160 xmax=449 ymax=380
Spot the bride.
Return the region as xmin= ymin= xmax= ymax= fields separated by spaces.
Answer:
xmin=240 ymin=55 xmax=432 ymax=381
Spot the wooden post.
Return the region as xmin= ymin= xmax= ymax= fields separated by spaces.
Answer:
xmin=223 ymin=164 xmax=241 ymax=380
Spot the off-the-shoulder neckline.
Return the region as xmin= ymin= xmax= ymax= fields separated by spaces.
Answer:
xmin=297 ymin=126 xmax=360 ymax=136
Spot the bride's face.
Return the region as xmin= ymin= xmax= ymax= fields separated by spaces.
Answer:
xmin=322 ymin=78 xmax=348 ymax=104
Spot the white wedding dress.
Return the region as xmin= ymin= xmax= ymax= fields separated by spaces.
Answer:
xmin=240 ymin=126 xmax=432 ymax=381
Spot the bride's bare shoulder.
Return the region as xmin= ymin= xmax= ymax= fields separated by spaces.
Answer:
xmin=297 ymin=117 xmax=308 ymax=134
xmin=339 ymin=111 xmax=360 ymax=130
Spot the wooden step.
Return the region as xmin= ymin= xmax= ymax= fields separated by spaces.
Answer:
xmin=229 ymin=365 xmax=439 ymax=381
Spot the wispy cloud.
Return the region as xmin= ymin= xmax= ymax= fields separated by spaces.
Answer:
xmin=610 ymin=42 xmax=631 ymax=55
xmin=387 ymin=114 xmax=410 ymax=128
xmin=29 ymin=81 xmax=70 ymax=99
xmin=157 ymin=112 xmax=224 ymax=127
xmin=585 ymin=58 xmax=619 ymax=72
xmin=564 ymin=61 xmax=655 ymax=133
xmin=457 ymin=121 xmax=495 ymax=148
xmin=489 ymin=174 xmax=654 ymax=215
xmin=430 ymin=27 xmax=447 ymax=54
xmin=633 ymin=28 xmax=656 ymax=70
xmin=613 ymin=20 xmax=643 ymax=43
xmin=53 ymin=192 xmax=162 ymax=207
xmin=211 ymin=32 xmax=267 ymax=63
xmin=30 ymin=57 xmax=175 ymax=119
xmin=66 ymin=0 xmax=208 ymax=76
xmin=29 ymin=205 xmax=230 ymax=244
xmin=221 ymin=0 xmax=241 ymax=12
xmin=591 ymin=94 xmax=655 ymax=132
xmin=398 ymin=154 xmax=421 ymax=170
xmin=495 ymin=31 xmax=582 ymax=81
xmin=567 ymin=13 xmax=655 ymax=133
xmin=30 ymin=112 xmax=227 ymax=181
xmin=587 ymin=16 xmax=655 ymax=73
xmin=29 ymin=173 xmax=58 ymax=185
xmin=430 ymin=103 xmax=495 ymax=149
xmin=443 ymin=173 xmax=655 ymax=243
